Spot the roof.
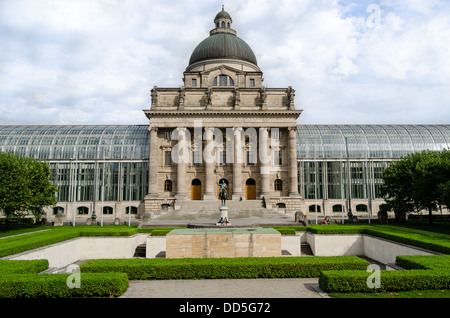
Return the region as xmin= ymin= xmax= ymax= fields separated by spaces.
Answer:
xmin=0 ymin=125 xmax=150 ymax=160
xmin=297 ymin=125 xmax=450 ymax=159
xmin=188 ymin=32 xmax=258 ymax=66
xmin=1 ymin=125 xmax=449 ymax=161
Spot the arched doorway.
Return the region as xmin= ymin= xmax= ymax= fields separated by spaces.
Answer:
xmin=191 ymin=179 xmax=202 ymax=201
xmin=246 ymin=179 xmax=256 ymax=200
xmin=217 ymin=179 xmax=229 ymax=200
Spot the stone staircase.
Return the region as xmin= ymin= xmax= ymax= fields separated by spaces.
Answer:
xmin=301 ymin=243 xmax=314 ymax=256
xmin=153 ymin=200 xmax=292 ymax=223
xmin=133 ymin=244 xmax=146 ymax=258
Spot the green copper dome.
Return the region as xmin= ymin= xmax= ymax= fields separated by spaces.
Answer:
xmin=214 ymin=7 xmax=232 ymax=22
xmin=189 ymin=33 xmax=258 ymax=66
xmin=188 ymin=7 xmax=258 ymax=67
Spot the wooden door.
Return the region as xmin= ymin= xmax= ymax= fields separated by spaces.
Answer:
xmin=191 ymin=185 xmax=202 ymax=200
xmin=246 ymin=184 xmax=256 ymax=200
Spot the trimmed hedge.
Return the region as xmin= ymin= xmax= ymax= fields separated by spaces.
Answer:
xmin=0 ymin=259 xmax=49 ymax=274
xmin=0 ymin=230 xmax=80 ymax=258
xmin=319 ymin=255 xmax=450 ymax=293
xmin=0 ymin=273 xmax=129 ymax=298
xmin=396 ymin=255 xmax=450 ymax=270
xmin=319 ymin=269 xmax=450 ymax=293
xmin=80 ymin=256 xmax=369 ymax=280
xmin=0 ymin=259 xmax=129 ymax=298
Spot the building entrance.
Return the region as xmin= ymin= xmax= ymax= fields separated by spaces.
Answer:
xmin=246 ymin=179 xmax=256 ymax=200
xmin=191 ymin=179 xmax=202 ymax=201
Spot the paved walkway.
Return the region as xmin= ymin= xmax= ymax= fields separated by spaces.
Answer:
xmin=120 ymin=278 xmax=328 ymax=298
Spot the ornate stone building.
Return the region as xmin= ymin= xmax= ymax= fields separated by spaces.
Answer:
xmin=144 ymin=8 xmax=303 ymax=213
xmin=2 ymin=8 xmax=448 ymax=225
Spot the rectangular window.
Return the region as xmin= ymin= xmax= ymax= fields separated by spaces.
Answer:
xmin=274 ymin=151 xmax=282 ymax=166
xmin=164 ymin=131 xmax=171 ymax=140
xmin=250 ymin=79 xmax=255 ymax=87
xmin=193 ymin=151 xmax=202 ymax=166
xmin=247 ymin=151 xmax=256 ymax=165
xmin=219 ymin=75 xmax=228 ymax=86
xmin=192 ymin=79 xmax=197 ymax=87
xmin=272 ymin=130 xmax=282 ymax=139
xmin=220 ymin=151 xmax=227 ymax=166
xmin=164 ymin=151 xmax=172 ymax=166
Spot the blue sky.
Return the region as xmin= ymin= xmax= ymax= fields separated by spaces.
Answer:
xmin=0 ymin=0 xmax=449 ymax=125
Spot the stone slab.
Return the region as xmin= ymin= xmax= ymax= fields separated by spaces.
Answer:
xmin=165 ymin=228 xmax=281 ymax=259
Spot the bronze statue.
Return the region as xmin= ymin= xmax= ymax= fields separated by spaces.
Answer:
xmin=217 ymin=180 xmax=228 ymax=206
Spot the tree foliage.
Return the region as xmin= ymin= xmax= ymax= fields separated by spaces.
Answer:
xmin=381 ymin=149 xmax=450 ymax=223
xmin=0 ymin=152 xmax=57 ymax=222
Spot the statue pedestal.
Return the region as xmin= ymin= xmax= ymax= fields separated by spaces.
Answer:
xmin=216 ymin=205 xmax=231 ymax=226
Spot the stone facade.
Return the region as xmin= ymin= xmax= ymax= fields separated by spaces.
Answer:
xmin=144 ymin=9 xmax=303 ymax=214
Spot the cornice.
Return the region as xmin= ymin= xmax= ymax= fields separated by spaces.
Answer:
xmin=143 ymin=109 xmax=303 ymax=117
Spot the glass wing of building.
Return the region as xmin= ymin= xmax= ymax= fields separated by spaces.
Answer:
xmin=297 ymin=125 xmax=450 ymax=159
xmin=1 ymin=124 xmax=449 ymax=216
xmin=0 ymin=125 xmax=150 ymax=160
xmin=0 ymin=125 xmax=150 ymax=206
xmin=296 ymin=125 xmax=450 ymax=214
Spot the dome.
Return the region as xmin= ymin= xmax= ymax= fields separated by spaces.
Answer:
xmin=215 ymin=8 xmax=232 ymax=22
xmin=187 ymin=7 xmax=258 ymax=68
xmin=188 ymin=33 xmax=258 ymax=66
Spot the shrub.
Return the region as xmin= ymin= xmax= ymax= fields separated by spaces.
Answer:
xmin=151 ymin=229 xmax=173 ymax=236
xmin=0 ymin=260 xmax=49 ymax=274
xmin=319 ymin=269 xmax=450 ymax=293
xmin=274 ymin=228 xmax=296 ymax=235
xmin=0 ymin=273 xmax=129 ymax=298
xmin=396 ymin=255 xmax=450 ymax=270
xmin=80 ymin=256 xmax=369 ymax=280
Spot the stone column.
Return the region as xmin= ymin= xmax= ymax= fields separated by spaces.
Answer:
xmin=203 ymin=127 xmax=216 ymax=200
xmin=148 ymin=127 xmax=159 ymax=197
xmin=175 ymin=128 xmax=187 ymax=200
xmin=288 ymin=127 xmax=300 ymax=197
xmin=232 ymin=127 xmax=243 ymax=200
xmin=259 ymin=128 xmax=271 ymax=197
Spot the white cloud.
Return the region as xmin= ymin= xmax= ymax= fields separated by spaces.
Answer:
xmin=0 ymin=0 xmax=449 ymax=125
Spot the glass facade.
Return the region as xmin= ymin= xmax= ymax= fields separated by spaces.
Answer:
xmin=297 ymin=125 xmax=450 ymax=207
xmin=1 ymin=124 xmax=449 ymax=211
xmin=0 ymin=126 xmax=150 ymax=208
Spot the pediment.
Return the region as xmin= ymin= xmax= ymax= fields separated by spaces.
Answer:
xmin=200 ymin=64 xmax=245 ymax=76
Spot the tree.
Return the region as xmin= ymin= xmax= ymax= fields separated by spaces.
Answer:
xmin=0 ymin=152 xmax=57 ymax=224
xmin=438 ymin=180 xmax=450 ymax=210
xmin=381 ymin=149 xmax=450 ymax=224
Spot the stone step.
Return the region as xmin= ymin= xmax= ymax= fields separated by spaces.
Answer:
xmin=301 ymin=243 xmax=314 ymax=256
xmin=155 ymin=208 xmax=290 ymax=221
xmin=133 ymin=244 xmax=146 ymax=258
xmin=178 ymin=200 xmax=264 ymax=211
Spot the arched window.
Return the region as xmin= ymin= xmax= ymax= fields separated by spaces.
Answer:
xmin=126 ymin=206 xmax=138 ymax=215
xmin=356 ymin=204 xmax=368 ymax=212
xmin=221 ymin=21 xmax=225 ymax=28
xmin=103 ymin=206 xmax=114 ymax=215
xmin=309 ymin=205 xmax=321 ymax=213
xmin=53 ymin=207 xmax=64 ymax=215
xmin=274 ymin=179 xmax=282 ymax=191
xmin=164 ymin=180 xmax=173 ymax=192
xmin=332 ymin=205 xmax=343 ymax=213
xmin=213 ymin=75 xmax=235 ymax=87
xmin=77 ymin=207 xmax=89 ymax=215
